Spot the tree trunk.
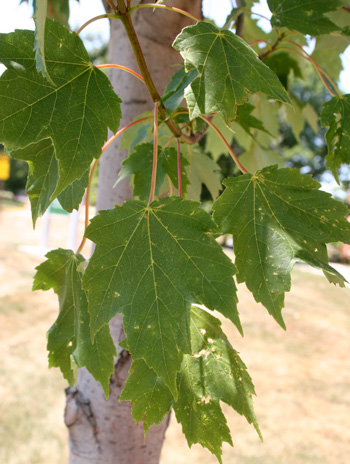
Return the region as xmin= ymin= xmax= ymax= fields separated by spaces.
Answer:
xmin=65 ymin=2 xmax=202 ymax=463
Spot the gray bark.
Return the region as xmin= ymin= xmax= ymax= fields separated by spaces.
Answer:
xmin=66 ymin=1 xmax=202 ymax=463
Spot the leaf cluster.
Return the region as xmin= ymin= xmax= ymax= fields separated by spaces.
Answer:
xmin=1 ymin=2 xmax=350 ymax=460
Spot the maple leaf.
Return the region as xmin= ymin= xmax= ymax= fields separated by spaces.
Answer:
xmin=116 ymin=143 xmax=190 ymax=200
xmin=162 ymin=67 xmax=198 ymax=117
xmin=213 ymin=166 xmax=350 ymax=327
xmin=83 ymin=197 xmax=241 ymax=396
xmin=267 ymin=0 xmax=342 ymax=36
xmin=321 ymin=94 xmax=350 ymax=183
xmin=119 ymin=358 xmax=173 ymax=432
xmin=10 ymin=140 xmax=89 ymax=224
xmin=120 ymin=306 xmax=260 ymax=462
xmin=172 ymin=22 xmax=290 ymax=121
xmin=285 ymin=99 xmax=319 ymax=143
xmin=33 ymin=249 xmax=116 ymax=397
xmin=184 ymin=146 xmax=222 ymax=201
xmin=0 ymin=19 xmax=121 ymax=222
xmin=234 ymin=103 xmax=272 ymax=138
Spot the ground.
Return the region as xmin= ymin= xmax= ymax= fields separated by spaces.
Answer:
xmin=1 ymin=199 xmax=349 ymax=464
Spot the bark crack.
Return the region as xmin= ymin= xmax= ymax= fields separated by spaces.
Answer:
xmin=110 ymin=348 xmax=131 ymax=388
xmin=65 ymin=386 xmax=101 ymax=451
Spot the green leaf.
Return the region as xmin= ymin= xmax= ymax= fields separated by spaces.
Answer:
xmin=285 ymin=99 xmax=319 ymax=142
xmin=223 ymin=0 xmax=247 ymax=29
xmin=174 ymin=306 xmax=261 ymax=462
xmin=252 ymin=94 xmax=281 ymax=145
xmin=239 ymin=143 xmax=285 ymax=173
xmin=83 ymin=197 xmax=241 ymax=396
xmin=119 ymin=359 xmax=173 ymax=433
xmin=175 ymin=357 xmax=232 ymax=464
xmin=234 ymin=103 xmax=272 ymax=138
xmin=302 ymin=103 xmax=319 ymax=134
xmin=0 ymin=19 xmax=121 ymax=221
xmin=312 ymin=35 xmax=349 ymax=82
xmin=33 ymin=0 xmax=55 ymax=85
xmin=263 ymin=52 xmax=302 ymax=88
xmin=162 ymin=67 xmax=198 ymax=116
xmin=172 ymin=22 xmax=291 ymax=121
xmin=205 ymin=105 xmax=272 ymax=163
xmin=184 ymin=146 xmax=222 ymax=201
xmin=119 ymin=112 xmax=183 ymax=158
xmin=57 ymin=169 xmax=90 ymax=213
xmin=241 ymin=13 xmax=275 ymax=46
xmin=10 ymin=139 xmax=88 ymax=225
xmin=267 ymin=0 xmax=342 ymax=36
xmin=10 ymin=139 xmax=57 ymax=224
xmin=205 ymin=116 xmax=238 ymax=160
xmin=119 ymin=112 xmax=153 ymax=164
xmin=321 ymin=94 xmax=350 ymax=183
xmin=120 ymin=307 xmax=260 ymax=461
xmin=47 ymin=0 xmax=70 ymax=27
xmin=33 ymin=249 xmax=116 ymax=396
xmin=212 ymin=166 xmax=350 ymax=327
xmin=116 ymin=143 xmax=189 ymax=201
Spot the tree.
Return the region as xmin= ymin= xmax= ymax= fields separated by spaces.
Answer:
xmin=1 ymin=1 xmax=350 ymax=463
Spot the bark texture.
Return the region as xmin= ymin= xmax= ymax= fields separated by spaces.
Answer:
xmin=66 ymin=1 xmax=202 ymax=463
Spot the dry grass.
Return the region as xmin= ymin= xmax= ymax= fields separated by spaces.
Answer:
xmin=1 ymin=206 xmax=350 ymax=464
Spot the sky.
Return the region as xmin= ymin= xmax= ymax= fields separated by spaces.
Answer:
xmin=0 ymin=0 xmax=349 ymax=91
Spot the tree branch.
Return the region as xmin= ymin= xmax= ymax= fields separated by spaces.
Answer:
xmin=235 ymin=0 xmax=245 ymax=37
xmin=114 ymin=0 xmax=200 ymax=144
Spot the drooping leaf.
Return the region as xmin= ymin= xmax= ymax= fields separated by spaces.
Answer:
xmin=184 ymin=146 xmax=222 ymax=201
xmin=10 ymin=139 xmax=88 ymax=224
xmin=0 ymin=19 xmax=121 ymax=222
xmin=234 ymin=103 xmax=272 ymax=138
xmin=119 ymin=358 xmax=173 ymax=433
xmin=10 ymin=139 xmax=57 ymax=224
xmin=320 ymin=94 xmax=350 ymax=183
xmin=116 ymin=143 xmax=189 ymax=201
xmin=33 ymin=0 xmax=55 ymax=85
xmin=172 ymin=22 xmax=291 ymax=121
xmin=174 ymin=358 xmax=232 ymax=464
xmin=57 ymin=169 xmax=90 ymax=213
xmin=213 ymin=165 xmax=350 ymax=327
xmin=162 ymin=67 xmax=198 ymax=116
xmin=83 ymin=197 xmax=241 ymax=396
xmin=267 ymin=0 xmax=342 ymax=36
xmin=120 ymin=306 xmax=260 ymax=461
xmin=174 ymin=306 xmax=261 ymax=462
xmin=33 ymin=249 xmax=116 ymax=396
